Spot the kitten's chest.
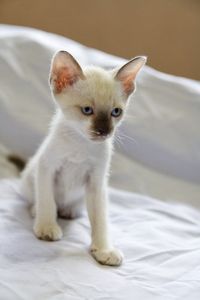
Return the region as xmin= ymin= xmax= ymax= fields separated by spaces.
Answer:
xmin=54 ymin=137 xmax=109 ymax=191
xmin=60 ymin=139 xmax=93 ymax=164
xmin=56 ymin=138 xmax=94 ymax=186
xmin=54 ymin=159 xmax=89 ymax=204
xmin=58 ymin=159 xmax=89 ymax=185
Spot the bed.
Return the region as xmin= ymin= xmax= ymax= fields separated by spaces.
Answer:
xmin=0 ymin=25 xmax=200 ymax=300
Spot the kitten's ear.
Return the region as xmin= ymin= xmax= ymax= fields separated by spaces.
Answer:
xmin=115 ymin=56 xmax=147 ymax=96
xmin=49 ymin=50 xmax=85 ymax=94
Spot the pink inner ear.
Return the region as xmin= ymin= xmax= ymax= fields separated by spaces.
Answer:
xmin=53 ymin=67 xmax=78 ymax=94
xmin=122 ymin=74 xmax=135 ymax=95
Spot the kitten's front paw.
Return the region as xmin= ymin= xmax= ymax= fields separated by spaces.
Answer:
xmin=34 ymin=222 xmax=63 ymax=241
xmin=91 ymin=246 xmax=123 ymax=266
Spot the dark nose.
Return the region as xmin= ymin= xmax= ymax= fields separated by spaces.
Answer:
xmin=96 ymin=128 xmax=108 ymax=136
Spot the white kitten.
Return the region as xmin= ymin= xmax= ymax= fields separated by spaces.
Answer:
xmin=20 ymin=51 xmax=146 ymax=266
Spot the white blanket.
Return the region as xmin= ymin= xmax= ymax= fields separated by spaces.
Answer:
xmin=0 ymin=25 xmax=200 ymax=299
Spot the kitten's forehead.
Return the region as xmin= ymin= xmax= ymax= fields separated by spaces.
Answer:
xmin=82 ymin=67 xmax=120 ymax=107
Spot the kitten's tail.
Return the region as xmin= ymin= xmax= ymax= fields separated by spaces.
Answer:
xmin=7 ymin=154 xmax=26 ymax=172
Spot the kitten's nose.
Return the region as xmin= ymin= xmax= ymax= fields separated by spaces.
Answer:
xmin=96 ymin=128 xmax=108 ymax=137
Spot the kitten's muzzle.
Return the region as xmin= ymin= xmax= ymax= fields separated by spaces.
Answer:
xmin=96 ymin=128 xmax=109 ymax=137
xmin=91 ymin=129 xmax=112 ymax=141
xmin=91 ymin=112 xmax=113 ymax=140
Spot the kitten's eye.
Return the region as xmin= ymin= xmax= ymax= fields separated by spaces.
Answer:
xmin=111 ymin=107 xmax=122 ymax=117
xmin=81 ymin=106 xmax=93 ymax=115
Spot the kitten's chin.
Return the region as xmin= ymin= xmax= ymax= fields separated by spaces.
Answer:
xmin=89 ymin=135 xmax=112 ymax=143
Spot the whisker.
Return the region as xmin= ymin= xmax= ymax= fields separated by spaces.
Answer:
xmin=116 ymin=132 xmax=139 ymax=147
xmin=114 ymin=134 xmax=123 ymax=151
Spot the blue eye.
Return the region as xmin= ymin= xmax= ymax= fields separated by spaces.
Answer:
xmin=111 ymin=108 xmax=122 ymax=117
xmin=81 ymin=106 xmax=93 ymax=115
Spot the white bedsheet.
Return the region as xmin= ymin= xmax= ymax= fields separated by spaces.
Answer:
xmin=1 ymin=180 xmax=200 ymax=300
xmin=0 ymin=25 xmax=200 ymax=299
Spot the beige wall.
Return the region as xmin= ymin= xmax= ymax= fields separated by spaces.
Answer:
xmin=0 ymin=0 xmax=200 ymax=80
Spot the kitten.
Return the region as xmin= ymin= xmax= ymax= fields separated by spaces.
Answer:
xmin=20 ymin=51 xmax=146 ymax=266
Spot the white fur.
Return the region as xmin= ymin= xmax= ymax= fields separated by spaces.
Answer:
xmin=20 ymin=51 xmax=146 ymax=266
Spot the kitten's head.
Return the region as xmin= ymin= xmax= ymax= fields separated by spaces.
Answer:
xmin=49 ymin=51 xmax=146 ymax=142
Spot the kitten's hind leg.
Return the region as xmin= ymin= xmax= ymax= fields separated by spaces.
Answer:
xmin=30 ymin=204 xmax=36 ymax=218
xmin=58 ymin=200 xmax=83 ymax=220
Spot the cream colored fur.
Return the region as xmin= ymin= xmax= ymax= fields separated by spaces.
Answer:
xmin=20 ymin=51 xmax=146 ymax=266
